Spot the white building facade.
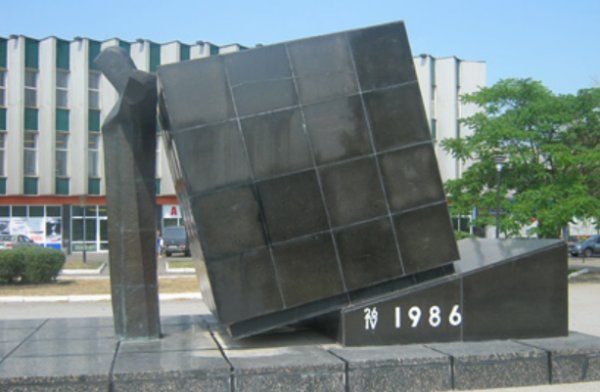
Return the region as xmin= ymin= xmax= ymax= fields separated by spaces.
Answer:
xmin=0 ymin=35 xmax=486 ymax=252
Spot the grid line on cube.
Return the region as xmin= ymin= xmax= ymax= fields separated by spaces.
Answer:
xmin=181 ymin=137 xmax=434 ymax=202
xmin=166 ymin=80 xmax=419 ymax=137
xmin=230 ymin=76 xmax=295 ymax=89
xmin=199 ymin=199 xmax=448 ymax=265
xmin=342 ymin=31 xmax=406 ymax=276
xmin=222 ymin=62 xmax=288 ymax=310
xmin=282 ymin=42 xmax=350 ymax=298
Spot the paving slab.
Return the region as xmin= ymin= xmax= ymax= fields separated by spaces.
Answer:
xmin=112 ymin=349 xmax=230 ymax=391
xmin=331 ymin=344 xmax=452 ymax=392
xmin=225 ymin=346 xmax=345 ymax=391
xmin=0 ymin=328 xmax=36 ymax=343
xmin=428 ymin=340 xmax=549 ymax=390
xmin=119 ymin=322 xmax=218 ymax=353
xmin=0 ymin=340 xmax=22 ymax=361
xmin=10 ymin=337 xmax=118 ymax=357
xmin=518 ymin=331 xmax=600 ymax=384
xmin=29 ymin=322 xmax=115 ymax=341
xmin=0 ymin=353 xmax=113 ymax=392
xmin=0 ymin=319 xmax=46 ymax=330
xmin=43 ymin=317 xmax=114 ymax=329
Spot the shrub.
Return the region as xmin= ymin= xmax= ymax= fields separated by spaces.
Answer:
xmin=20 ymin=247 xmax=66 ymax=283
xmin=0 ymin=249 xmax=25 ymax=283
xmin=454 ymin=231 xmax=475 ymax=240
xmin=0 ymin=247 xmax=65 ymax=284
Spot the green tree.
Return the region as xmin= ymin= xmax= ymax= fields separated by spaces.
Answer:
xmin=442 ymin=78 xmax=600 ymax=238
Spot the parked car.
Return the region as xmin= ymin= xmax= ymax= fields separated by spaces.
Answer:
xmin=569 ymin=234 xmax=600 ymax=257
xmin=162 ymin=226 xmax=190 ymax=257
xmin=0 ymin=234 xmax=38 ymax=250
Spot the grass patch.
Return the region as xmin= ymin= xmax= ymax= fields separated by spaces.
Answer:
xmin=0 ymin=277 xmax=199 ymax=296
xmin=168 ymin=260 xmax=196 ymax=269
xmin=63 ymin=260 xmax=104 ymax=270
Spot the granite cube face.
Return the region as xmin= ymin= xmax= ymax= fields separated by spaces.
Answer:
xmin=209 ymin=248 xmax=284 ymax=324
xmin=348 ymin=22 xmax=416 ymax=90
xmin=258 ymin=170 xmax=328 ymax=242
xmin=303 ymin=96 xmax=372 ymax=164
xmin=320 ymin=157 xmax=387 ymax=227
xmin=394 ymin=203 xmax=458 ymax=275
xmin=191 ymin=186 xmax=266 ymax=259
xmin=380 ymin=143 xmax=446 ymax=211
xmin=272 ymin=233 xmax=344 ymax=307
xmin=335 ymin=218 xmax=403 ymax=290
xmin=241 ymin=108 xmax=312 ymax=179
xmin=288 ymin=34 xmax=358 ymax=104
xmin=172 ymin=120 xmax=251 ymax=195
xmin=158 ymin=21 xmax=459 ymax=336
xmin=363 ymin=83 xmax=430 ymax=151
xmin=158 ymin=57 xmax=234 ymax=130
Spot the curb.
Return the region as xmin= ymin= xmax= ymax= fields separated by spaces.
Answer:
xmin=165 ymin=262 xmax=196 ymax=274
xmin=0 ymin=292 xmax=202 ymax=303
xmin=60 ymin=261 xmax=107 ymax=276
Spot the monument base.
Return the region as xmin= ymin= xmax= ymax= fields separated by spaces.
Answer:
xmin=318 ymin=238 xmax=568 ymax=346
xmin=1 ymin=316 xmax=598 ymax=391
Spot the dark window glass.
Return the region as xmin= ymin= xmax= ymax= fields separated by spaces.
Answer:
xmin=12 ymin=206 xmax=26 ymax=217
xmin=29 ymin=206 xmax=44 ymax=217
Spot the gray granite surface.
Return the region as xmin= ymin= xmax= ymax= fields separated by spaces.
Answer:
xmin=518 ymin=332 xmax=600 ymax=384
xmin=331 ymin=344 xmax=452 ymax=391
xmin=429 ymin=340 xmax=549 ymax=390
xmin=225 ymin=346 xmax=345 ymax=391
xmin=1 ymin=316 xmax=598 ymax=391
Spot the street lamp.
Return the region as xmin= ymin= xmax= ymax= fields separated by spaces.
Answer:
xmin=494 ymin=155 xmax=507 ymax=239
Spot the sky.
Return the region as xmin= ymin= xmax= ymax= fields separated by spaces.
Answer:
xmin=2 ymin=0 xmax=598 ymax=94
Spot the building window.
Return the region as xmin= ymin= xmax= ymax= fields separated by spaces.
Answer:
xmin=0 ymin=39 xmax=6 ymax=69
xmin=452 ymin=215 xmax=471 ymax=234
xmin=119 ymin=40 xmax=130 ymax=54
xmin=24 ymin=131 xmax=37 ymax=176
xmin=24 ymin=69 xmax=37 ymax=108
xmin=0 ymin=131 xmax=5 ymax=177
xmin=23 ymin=177 xmax=37 ymax=195
xmin=56 ymin=69 xmax=69 ymax=108
xmin=180 ymin=45 xmax=190 ymax=61
xmin=71 ymin=205 xmax=107 ymax=252
xmin=88 ymin=109 xmax=100 ymax=132
xmin=56 ymin=132 xmax=68 ymax=178
xmin=56 ymin=39 xmax=70 ymax=70
xmin=0 ymin=68 xmax=5 ymax=131
xmin=56 ymin=109 xmax=69 ymax=131
xmin=88 ymin=40 xmax=101 ymax=70
xmin=0 ymin=69 xmax=6 ymax=108
xmin=155 ymin=134 xmax=161 ymax=189
xmin=24 ymin=108 xmax=38 ymax=130
xmin=88 ymin=132 xmax=101 ymax=195
xmin=150 ymin=43 xmax=161 ymax=72
xmin=88 ymin=133 xmax=99 ymax=178
xmin=56 ymin=178 xmax=69 ymax=195
xmin=88 ymin=71 xmax=100 ymax=110
xmin=88 ymin=178 xmax=100 ymax=195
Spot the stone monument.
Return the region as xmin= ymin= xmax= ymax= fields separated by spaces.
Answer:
xmin=96 ymin=47 xmax=161 ymax=339
xmin=98 ymin=21 xmax=567 ymax=346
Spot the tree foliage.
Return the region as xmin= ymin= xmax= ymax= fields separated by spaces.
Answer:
xmin=442 ymin=78 xmax=600 ymax=238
